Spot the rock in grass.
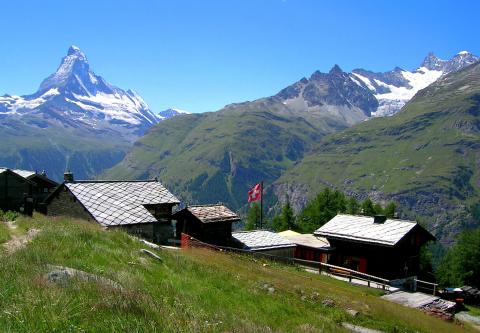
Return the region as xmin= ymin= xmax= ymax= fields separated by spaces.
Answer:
xmin=46 ymin=265 xmax=122 ymax=290
xmin=322 ymin=298 xmax=335 ymax=307
xmin=341 ymin=322 xmax=385 ymax=333
xmin=346 ymin=309 xmax=359 ymax=317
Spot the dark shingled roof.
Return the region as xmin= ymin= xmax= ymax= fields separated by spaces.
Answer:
xmin=0 ymin=167 xmax=36 ymax=179
xmin=185 ymin=204 xmax=240 ymax=223
xmin=0 ymin=167 xmax=58 ymax=186
xmin=65 ymin=180 xmax=179 ymax=227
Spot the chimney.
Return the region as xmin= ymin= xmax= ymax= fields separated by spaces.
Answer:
xmin=374 ymin=215 xmax=387 ymax=224
xmin=64 ymin=171 xmax=74 ymax=183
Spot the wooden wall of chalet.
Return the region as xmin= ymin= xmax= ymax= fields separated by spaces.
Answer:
xmin=294 ymin=246 xmax=328 ymax=263
xmin=326 ymin=226 xmax=432 ymax=279
xmin=30 ymin=176 xmax=57 ymax=204
xmin=0 ymin=172 xmax=32 ymax=212
xmin=174 ymin=212 xmax=233 ymax=246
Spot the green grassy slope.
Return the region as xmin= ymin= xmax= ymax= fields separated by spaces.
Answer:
xmin=105 ymin=99 xmax=329 ymax=209
xmin=0 ymin=215 xmax=475 ymax=333
xmin=276 ymin=62 xmax=480 ymax=241
xmin=0 ymin=120 xmax=128 ymax=181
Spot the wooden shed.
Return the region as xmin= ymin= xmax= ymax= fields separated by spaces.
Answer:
xmin=0 ymin=167 xmax=57 ymax=214
xmin=44 ymin=177 xmax=179 ymax=244
xmin=314 ymin=214 xmax=436 ymax=279
xmin=282 ymin=233 xmax=334 ymax=263
xmin=173 ymin=204 xmax=240 ymax=246
xmin=0 ymin=169 xmax=35 ymax=213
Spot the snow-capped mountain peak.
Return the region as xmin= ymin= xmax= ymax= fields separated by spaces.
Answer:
xmin=38 ymin=45 xmax=93 ymax=93
xmin=0 ymin=46 xmax=161 ymax=141
xmin=157 ymin=108 xmax=190 ymax=120
xmin=352 ymin=51 xmax=479 ymax=117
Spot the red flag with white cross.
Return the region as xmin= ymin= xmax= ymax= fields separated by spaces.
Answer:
xmin=247 ymin=183 xmax=262 ymax=203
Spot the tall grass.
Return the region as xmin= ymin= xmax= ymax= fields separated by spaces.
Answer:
xmin=0 ymin=222 xmax=10 ymax=244
xmin=0 ymin=214 xmax=476 ymax=332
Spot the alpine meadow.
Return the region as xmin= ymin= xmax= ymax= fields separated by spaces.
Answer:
xmin=1 ymin=1 xmax=480 ymax=332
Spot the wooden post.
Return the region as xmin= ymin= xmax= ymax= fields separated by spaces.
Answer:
xmin=260 ymin=181 xmax=263 ymax=229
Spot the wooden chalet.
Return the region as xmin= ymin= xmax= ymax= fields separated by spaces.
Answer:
xmin=44 ymin=174 xmax=180 ymax=244
xmin=281 ymin=232 xmax=334 ymax=263
xmin=0 ymin=167 xmax=58 ymax=214
xmin=173 ymin=204 xmax=240 ymax=246
xmin=232 ymin=230 xmax=296 ymax=257
xmin=314 ymin=214 xmax=436 ymax=279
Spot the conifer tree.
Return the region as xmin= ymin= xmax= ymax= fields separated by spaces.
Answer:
xmin=245 ymin=203 xmax=261 ymax=230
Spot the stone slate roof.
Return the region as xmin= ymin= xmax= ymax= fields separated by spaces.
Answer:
xmin=314 ymin=214 xmax=421 ymax=247
xmin=65 ymin=180 xmax=179 ymax=227
xmin=185 ymin=204 xmax=240 ymax=223
xmin=232 ymin=230 xmax=296 ymax=251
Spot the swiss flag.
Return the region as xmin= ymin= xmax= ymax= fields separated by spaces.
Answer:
xmin=248 ymin=183 xmax=262 ymax=203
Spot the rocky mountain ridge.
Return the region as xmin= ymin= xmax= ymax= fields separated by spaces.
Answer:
xmin=275 ymin=61 xmax=480 ymax=243
xmin=351 ymin=51 xmax=479 ymax=116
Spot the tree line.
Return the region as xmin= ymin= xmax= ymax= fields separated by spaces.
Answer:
xmin=245 ymin=188 xmax=396 ymax=233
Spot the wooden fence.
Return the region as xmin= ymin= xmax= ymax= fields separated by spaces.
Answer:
xmin=182 ymin=234 xmax=394 ymax=291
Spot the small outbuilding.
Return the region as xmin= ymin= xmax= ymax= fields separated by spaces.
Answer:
xmin=0 ymin=167 xmax=58 ymax=214
xmin=282 ymin=233 xmax=334 ymax=263
xmin=173 ymin=204 xmax=240 ymax=246
xmin=314 ymin=214 xmax=436 ymax=279
xmin=232 ymin=230 xmax=296 ymax=258
xmin=44 ymin=177 xmax=179 ymax=243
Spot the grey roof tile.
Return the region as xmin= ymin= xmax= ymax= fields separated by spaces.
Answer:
xmin=185 ymin=204 xmax=240 ymax=223
xmin=66 ymin=180 xmax=180 ymax=227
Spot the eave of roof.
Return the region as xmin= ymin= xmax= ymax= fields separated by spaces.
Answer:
xmin=0 ymin=169 xmax=37 ymax=185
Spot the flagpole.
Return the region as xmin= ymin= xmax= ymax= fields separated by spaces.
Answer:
xmin=260 ymin=181 xmax=263 ymax=229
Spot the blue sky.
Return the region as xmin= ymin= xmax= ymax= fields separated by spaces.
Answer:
xmin=0 ymin=0 xmax=479 ymax=113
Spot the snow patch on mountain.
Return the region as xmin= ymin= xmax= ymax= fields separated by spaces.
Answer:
xmin=351 ymin=73 xmax=376 ymax=91
xmin=354 ymin=51 xmax=479 ymax=117
xmin=372 ymin=67 xmax=443 ymax=116
xmin=157 ymin=108 xmax=190 ymax=120
xmin=0 ymin=88 xmax=61 ymax=115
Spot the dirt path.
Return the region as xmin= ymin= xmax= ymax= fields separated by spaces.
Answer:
xmin=2 ymin=221 xmax=40 ymax=254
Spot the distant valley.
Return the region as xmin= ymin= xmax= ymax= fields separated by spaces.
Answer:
xmin=1 ymin=47 xmax=479 ymax=242
xmin=106 ymin=51 xmax=479 ymax=243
